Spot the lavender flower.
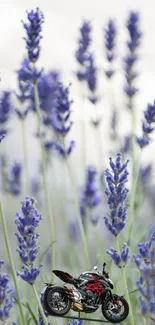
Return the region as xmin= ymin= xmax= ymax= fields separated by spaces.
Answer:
xmin=121 ymin=135 xmax=131 ymax=154
xmin=30 ymin=70 xmax=60 ymax=115
xmin=15 ymin=197 xmax=42 ymax=284
xmin=69 ymin=206 xmax=86 ymax=241
xmin=17 ymin=58 xmax=43 ymax=84
xmin=75 ymin=20 xmax=92 ymax=83
xmin=126 ymin=11 xmax=141 ymax=51
xmin=133 ymin=228 xmax=155 ymax=320
xmin=81 ymin=166 xmax=101 ymax=208
xmin=16 ymin=60 xmax=32 ymax=104
xmin=139 ymin=164 xmax=152 ymax=186
xmin=0 ymin=134 xmax=5 ymax=143
xmin=38 ymin=318 xmax=51 ymax=325
xmin=52 ymin=82 xmax=75 ymax=157
xmin=0 ymin=260 xmax=15 ymax=321
xmin=31 ymin=177 xmax=41 ymax=196
xmin=22 ymin=8 xmax=44 ymax=63
xmin=85 ymin=54 xmax=99 ymax=105
xmin=0 ymin=155 xmax=8 ymax=193
xmin=107 ymin=243 xmax=130 ymax=268
xmin=0 ymin=91 xmax=12 ymax=136
xmin=104 ymin=153 xmax=129 ymax=236
xmin=53 ymin=140 xmax=75 ymax=157
xmin=67 ymin=318 xmax=84 ymax=325
xmin=53 ymin=82 xmax=73 ymax=135
xmin=75 ymin=20 xmax=92 ymax=66
xmin=123 ymin=11 xmax=142 ymax=108
xmin=109 ymin=109 xmax=118 ymax=140
xmin=104 ymin=19 xmax=117 ymax=78
xmin=14 ymin=60 xmax=32 ymax=120
xmin=137 ymin=100 xmax=155 ymax=148
xmin=69 ymin=220 xmax=81 ymax=242
xmin=8 ymin=162 xmax=22 ymax=196
xmin=80 ymin=166 xmax=101 ymax=225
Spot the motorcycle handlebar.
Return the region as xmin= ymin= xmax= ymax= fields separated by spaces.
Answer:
xmin=102 ymin=262 xmax=106 ymax=273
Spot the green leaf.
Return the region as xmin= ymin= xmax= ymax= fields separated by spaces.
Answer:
xmin=38 ymin=240 xmax=57 ymax=264
xmin=22 ymin=301 xmax=38 ymax=324
xmin=28 ymin=317 xmax=33 ymax=325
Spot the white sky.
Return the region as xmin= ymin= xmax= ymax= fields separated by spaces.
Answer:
xmin=1 ymin=0 xmax=155 ymax=170
xmin=0 ymin=0 xmax=155 ymax=89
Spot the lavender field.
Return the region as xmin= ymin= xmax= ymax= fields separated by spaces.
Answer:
xmin=0 ymin=1 xmax=155 ymax=324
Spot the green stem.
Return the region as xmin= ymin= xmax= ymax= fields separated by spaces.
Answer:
xmin=115 ymin=237 xmax=135 ymax=325
xmin=127 ymin=149 xmax=142 ymax=242
xmin=21 ymin=118 xmax=30 ymax=195
xmin=0 ymin=201 xmax=27 ymax=325
xmin=65 ymin=159 xmax=90 ymax=269
xmin=32 ymin=284 xmax=49 ymax=325
xmin=34 ymin=84 xmax=55 ymax=280
xmin=130 ymin=98 xmax=136 ymax=167
xmin=82 ymin=98 xmax=87 ymax=174
xmin=95 ymin=123 xmax=105 ymax=173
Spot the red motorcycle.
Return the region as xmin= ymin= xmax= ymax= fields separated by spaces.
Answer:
xmin=42 ymin=263 xmax=129 ymax=323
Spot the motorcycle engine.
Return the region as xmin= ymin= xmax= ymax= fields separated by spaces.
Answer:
xmin=86 ymin=290 xmax=98 ymax=305
xmin=71 ymin=287 xmax=82 ymax=302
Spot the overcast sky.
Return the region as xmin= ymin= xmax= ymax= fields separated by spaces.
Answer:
xmin=1 ymin=0 xmax=155 ymax=167
xmin=0 ymin=0 xmax=155 ymax=89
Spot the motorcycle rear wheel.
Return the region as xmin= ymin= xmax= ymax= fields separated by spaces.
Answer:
xmin=43 ymin=286 xmax=71 ymax=316
xmin=101 ymin=295 xmax=129 ymax=323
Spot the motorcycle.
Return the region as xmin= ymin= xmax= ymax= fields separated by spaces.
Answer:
xmin=42 ymin=262 xmax=129 ymax=323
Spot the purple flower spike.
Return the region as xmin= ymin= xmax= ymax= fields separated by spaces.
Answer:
xmin=0 ymin=91 xmax=12 ymax=124
xmin=81 ymin=166 xmax=101 ymax=209
xmin=104 ymin=153 xmax=129 ymax=236
xmin=75 ymin=20 xmax=92 ymax=66
xmin=104 ymin=19 xmax=117 ymax=78
xmin=126 ymin=12 xmax=142 ymax=51
xmin=16 ymin=264 xmax=42 ymax=285
xmin=107 ymin=243 xmax=130 ymax=268
xmin=8 ymin=162 xmax=22 ymax=196
xmin=67 ymin=318 xmax=84 ymax=325
xmin=15 ymin=197 xmax=42 ymax=285
xmin=0 ymin=134 xmax=5 ymax=143
xmin=133 ymin=228 xmax=155 ymax=320
xmin=22 ymin=8 xmax=44 ymax=63
xmin=29 ymin=70 xmax=60 ymax=121
xmin=53 ymin=82 xmax=73 ymax=136
xmin=80 ymin=166 xmax=101 ymax=226
xmin=75 ymin=20 xmax=92 ymax=84
xmin=123 ymin=11 xmax=142 ymax=107
xmin=85 ymin=54 xmax=99 ymax=104
xmin=50 ymin=82 xmax=75 ymax=157
xmin=17 ymin=58 xmax=43 ymax=84
xmin=0 ymin=261 xmax=15 ymax=321
xmin=136 ymin=100 xmax=155 ymax=148
xmin=53 ymin=140 xmax=75 ymax=157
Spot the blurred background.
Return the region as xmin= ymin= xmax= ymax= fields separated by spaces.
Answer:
xmin=0 ymin=0 xmax=155 ymax=324
xmin=0 ymin=0 xmax=155 ymax=287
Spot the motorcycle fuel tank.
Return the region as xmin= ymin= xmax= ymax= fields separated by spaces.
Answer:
xmin=78 ymin=272 xmax=101 ymax=281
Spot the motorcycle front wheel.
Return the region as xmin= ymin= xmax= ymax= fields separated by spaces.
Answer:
xmin=101 ymin=294 xmax=129 ymax=323
xmin=43 ymin=286 xmax=72 ymax=316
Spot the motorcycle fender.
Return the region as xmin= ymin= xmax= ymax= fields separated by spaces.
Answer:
xmin=100 ymin=288 xmax=113 ymax=301
xmin=45 ymin=283 xmax=55 ymax=287
xmin=114 ymin=294 xmax=125 ymax=298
